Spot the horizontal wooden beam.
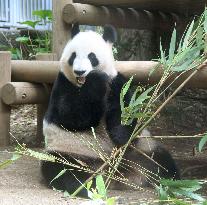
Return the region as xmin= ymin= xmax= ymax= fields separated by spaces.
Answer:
xmin=10 ymin=60 xmax=207 ymax=89
xmin=62 ymin=3 xmax=188 ymax=30
xmin=11 ymin=61 xmax=59 ymax=83
xmin=74 ymin=0 xmax=206 ymax=15
xmin=1 ymin=82 xmax=50 ymax=105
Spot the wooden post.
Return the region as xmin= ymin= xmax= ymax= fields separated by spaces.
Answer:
xmin=35 ymin=53 xmax=57 ymax=146
xmin=0 ymin=52 xmax=11 ymax=146
xmin=52 ymin=0 xmax=72 ymax=60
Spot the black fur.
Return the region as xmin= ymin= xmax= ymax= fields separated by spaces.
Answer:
xmin=44 ymin=70 xmax=109 ymax=131
xmin=41 ymin=152 xmax=98 ymax=198
xmin=103 ymin=25 xmax=117 ymax=43
xmin=88 ymin=52 xmax=99 ymax=67
xmin=43 ymin=71 xmax=180 ymax=197
xmin=71 ymin=23 xmax=80 ymax=38
xmin=68 ymin=52 xmax=76 ymax=66
xmin=106 ymin=73 xmax=136 ymax=146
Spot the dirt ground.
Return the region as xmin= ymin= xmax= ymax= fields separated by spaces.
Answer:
xmin=0 ymin=104 xmax=206 ymax=204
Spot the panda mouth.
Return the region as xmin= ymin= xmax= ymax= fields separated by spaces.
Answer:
xmin=76 ymin=77 xmax=86 ymax=85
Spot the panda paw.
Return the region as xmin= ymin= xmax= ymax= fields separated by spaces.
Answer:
xmin=83 ymin=70 xmax=110 ymax=100
xmin=108 ymin=125 xmax=132 ymax=146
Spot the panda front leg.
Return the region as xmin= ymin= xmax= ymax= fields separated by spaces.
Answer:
xmin=106 ymin=73 xmax=136 ymax=146
xmin=105 ymin=73 xmax=180 ymax=183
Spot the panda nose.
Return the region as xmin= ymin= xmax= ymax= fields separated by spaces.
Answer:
xmin=74 ymin=70 xmax=86 ymax=76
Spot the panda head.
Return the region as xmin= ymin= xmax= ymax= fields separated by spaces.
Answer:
xmin=60 ymin=24 xmax=118 ymax=87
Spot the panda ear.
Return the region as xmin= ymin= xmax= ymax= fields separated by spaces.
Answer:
xmin=103 ymin=25 xmax=117 ymax=44
xmin=71 ymin=23 xmax=80 ymax=38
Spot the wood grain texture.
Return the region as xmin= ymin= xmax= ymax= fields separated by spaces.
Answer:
xmin=0 ymin=52 xmax=11 ymax=146
xmin=1 ymin=82 xmax=50 ymax=105
xmin=52 ymin=0 xmax=72 ymax=60
xmin=74 ymin=0 xmax=207 ymax=15
xmin=35 ymin=54 xmax=56 ymax=146
xmin=63 ymin=3 xmax=188 ymax=30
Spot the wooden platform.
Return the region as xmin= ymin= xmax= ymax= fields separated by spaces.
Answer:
xmin=74 ymin=0 xmax=207 ymax=15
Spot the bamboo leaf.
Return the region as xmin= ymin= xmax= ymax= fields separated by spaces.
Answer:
xmin=106 ymin=197 xmax=116 ymax=205
xmin=204 ymin=8 xmax=207 ymax=32
xmin=122 ymin=76 xmax=133 ymax=97
xmin=133 ymin=86 xmax=154 ymax=107
xmin=182 ymin=20 xmax=194 ymax=49
xmin=160 ymin=40 xmax=167 ymax=66
xmin=196 ymin=26 xmax=203 ymax=46
xmin=50 ymin=169 xmax=67 ymax=184
xmin=129 ymin=87 xmax=140 ymax=106
xmin=96 ymin=175 xmax=106 ymax=198
xmin=198 ymin=134 xmax=207 ymax=152
xmin=169 ymin=28 xmax=177 ymax=62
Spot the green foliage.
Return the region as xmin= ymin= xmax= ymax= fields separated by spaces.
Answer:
xmin=198 ymin=134 xmax=207 ymax=152
xmin=1 ymin=10 xmax=52 ymax=60
xmin=50 ymin=169 xmax=67 ymax=184
xmin=87 ymin=175 xmax=116 ymax=205
xmin=157 ymin=179 xmax=206 ymax=204
xmin=120 ymin=76 xmax=154 ymax=125
xmin=157 ymin=13 xmax=206 ymax=73
xmin=0 ymin=153 xmax=21 ymax=169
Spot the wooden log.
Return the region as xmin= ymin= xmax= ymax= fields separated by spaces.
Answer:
xmin=62 ymin=3 xmax=188 ymax=30
xmin=35 ymin=53 xmax=56 ymax=147
xmin=53 ymin=0 xmax=73 ymax=60
xmin=0 ymin=52 xmax=11 ymax=146
xmin=11 ymin=60 xmax=59 ymax=83
xmin=74 ymin=0 xmax=205 ymax=15
xmin=11 ymin=60 xmax=207 ymax=89
xmin=1 ymin=82 xmax=50 ymax=105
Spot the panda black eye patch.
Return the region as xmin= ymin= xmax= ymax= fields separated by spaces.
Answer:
xmin=88 ymin=52 xmax=99 ymax=67
xmin=68 ymin=52 xmax=76 ymax=66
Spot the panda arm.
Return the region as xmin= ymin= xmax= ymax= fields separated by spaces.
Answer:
xmin=106 ymin=73 xmax=136 ymax=146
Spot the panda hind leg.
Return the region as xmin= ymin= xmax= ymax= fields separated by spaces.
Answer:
xmin=41 ymin=152 xmax=93 ymax=198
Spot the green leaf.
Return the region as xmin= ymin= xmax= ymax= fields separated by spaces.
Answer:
xmin=169 ymin=28 xmax=177 ymax=62
xmin=18 ymin=20 xmax=40 ymax=28
xmin=32 ymin=10 xmax=52 ymax=20
xmin=182 ymin=20 xmax=194 ymax=49
xmin=202 ymin=201 xmax=207 ymax=205
xmin=204 ymin=8 xmax=207 ymax=33
xmin=0 ymin=153 xmax=22 ymax=169
xmin=96 ymin=175 xmax=106 ymax=198
xmin=174 ymin=189 xmax=205 ymax=202
xmin=160 ymin=40 xmax=167 ymax=66
xmin=106 ymin=197 xmax=116 ymax=205
xmin=121 ymin=76 xmax=133 ymax=97
xmin=196 ymin=26 xmax=203 ymax=46
xmin=198 ymin=134 xmax=207 ymax=152
xmin=172 ymin=46 xmax=201 ymax=71
xmin=50 ymin=169 xmax=67 ymax=184
xmin=15 ymin=36 xmax=29 ymax=43
xmin=160 ymin=179 xmax=203 ymax=189
xmin=172 ymin=198 xmax=191 ymax=205
xmin=133 ymin=86 xmax=154 ymax=107
xmin=0 ymin=159 xmax=13 ymax=169
xmin=129 ymin=87 xmax=140 ymax=106
xmin=63 ymin=191 xmax=70 ymax=197
xmin=11 ymin=153 xmax=22 ymax=161
xmin=87 ymin=180 xmax=93 ymax=190
xmin=157 ymin=185 xmax=168 ymax=201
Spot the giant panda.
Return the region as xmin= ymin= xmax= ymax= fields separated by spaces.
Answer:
xmin=41 ymin=24 xmax=180 ymax=197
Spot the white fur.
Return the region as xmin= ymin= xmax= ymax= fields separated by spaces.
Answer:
xmin=60 ymin=30 xmax=117 ymax=86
